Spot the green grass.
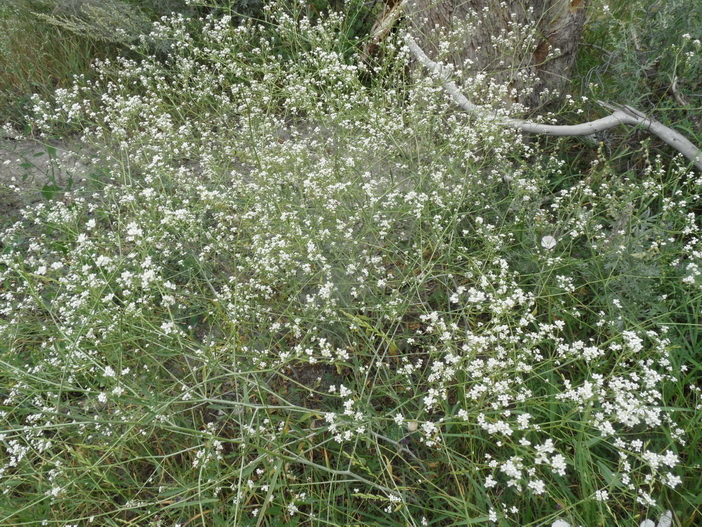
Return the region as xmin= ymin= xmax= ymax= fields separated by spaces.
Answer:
xmin=0 ymin=1 xmax=117 ymax=125
xmin=0 ymin=1 xmax=700 ymax=526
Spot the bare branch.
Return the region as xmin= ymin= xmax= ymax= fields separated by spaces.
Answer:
xmin=364 ymin=0 xmax=407 ymax=59
xmin=404 ymin=34 xmax=702 ymax=171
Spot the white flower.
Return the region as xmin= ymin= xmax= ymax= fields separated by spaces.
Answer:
xmin=550 ymin=453 xmax=567 ymax=476
xmin=95 ymin=255 xmax=111 ymax=267
xmin=654 ymin=511 xmax=673 ymax=527
xmin=125 ymin=222 xmax=143 ymax=239
xmin=541 ymin=235 xmax=557 ymax=250
xmin=527 ymin=479 xmax=546 ymax=494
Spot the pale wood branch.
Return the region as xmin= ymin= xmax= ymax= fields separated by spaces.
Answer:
xmin=404 ymin=34 xmax=702 ymax=171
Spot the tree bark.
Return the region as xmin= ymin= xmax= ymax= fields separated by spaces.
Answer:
xmin=401 ymin=0 xmax=588 ymax=111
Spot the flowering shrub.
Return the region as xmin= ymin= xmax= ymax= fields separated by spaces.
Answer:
xmin=0 ymin=2 xmax=698 ymax=525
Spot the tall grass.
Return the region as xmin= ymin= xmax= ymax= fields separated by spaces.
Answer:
xmin=0 ymin=1 xmax=119 ymax=125
xmin=0 ymin=1 xmax=700 ymax=526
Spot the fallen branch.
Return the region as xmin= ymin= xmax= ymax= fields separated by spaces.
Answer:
xmin=404 ymin=34 xmax=702 ymax=171
xmin=362 ymin=0 xmax=407 ymax=61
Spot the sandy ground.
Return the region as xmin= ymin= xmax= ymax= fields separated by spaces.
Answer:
xmin=0 ymin=136 xmax=97 ymax=229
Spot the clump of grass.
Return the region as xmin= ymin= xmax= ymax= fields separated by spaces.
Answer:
xmin=0 ymin=1 xmax=118 ymax=125
xmin=0 ymin=2 xmax=699 ymax=526
xmin=31 ymin=0 xmax=153 ymax=46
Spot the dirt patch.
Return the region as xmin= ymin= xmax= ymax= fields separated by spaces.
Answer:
xmin=0 ymin=136 xmax=98 ymax=229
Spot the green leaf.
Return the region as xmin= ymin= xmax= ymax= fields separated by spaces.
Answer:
xmin=597 ymin=460 xmax=622 ymax=488
xmin=41 ymin=184 xmax=62 ymax=200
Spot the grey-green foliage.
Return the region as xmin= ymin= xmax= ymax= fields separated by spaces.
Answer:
xmin=24 ymin=0 xmax=269 ymax=48
xmin=184 ymin=0 xmax=267 ymax=20
xmin=131 ymin=0 xmax=194 ymax=16
xmin=583 ymin=0 xmax=702 ymax=130
xmin=30 ymin=0 xmax=153 ymax=45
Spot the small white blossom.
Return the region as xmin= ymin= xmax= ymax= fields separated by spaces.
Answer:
xmin=541 ymin=235 xmax=557 ymax=250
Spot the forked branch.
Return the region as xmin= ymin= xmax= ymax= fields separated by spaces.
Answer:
xmin=404 ymin=35 xmax=702 ymax=171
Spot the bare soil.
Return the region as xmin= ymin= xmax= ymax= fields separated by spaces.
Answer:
xmin=0 ymin=136 xmax=97 ymax=230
